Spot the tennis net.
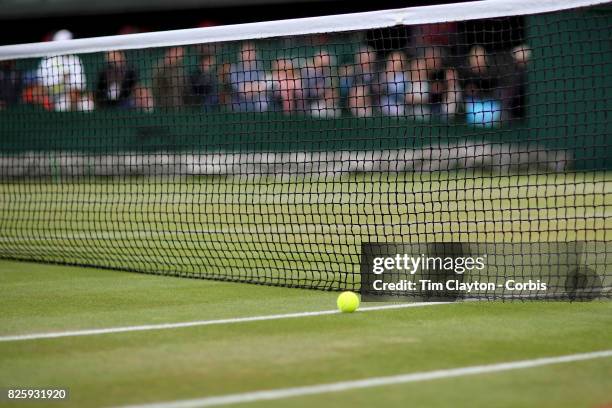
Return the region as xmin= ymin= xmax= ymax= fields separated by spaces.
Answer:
xmin=0 ymin=0 xmax=610 ymax=300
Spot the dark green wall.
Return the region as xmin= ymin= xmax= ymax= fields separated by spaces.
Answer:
xmin=1 ymin=107 xmax=520 ymax=152
xmin=527 ymin=7 xmax=612 ymax=170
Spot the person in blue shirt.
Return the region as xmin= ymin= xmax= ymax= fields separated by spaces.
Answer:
xmin=379 ymin=51 xmax=409 ymax=117
xmin=229 ymin=42 xmax=269 ymax=112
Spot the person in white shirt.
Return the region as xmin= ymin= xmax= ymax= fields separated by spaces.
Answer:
xmin=36 ymin=30 xmax=93 ymax=112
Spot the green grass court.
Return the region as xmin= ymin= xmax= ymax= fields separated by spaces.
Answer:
xmin=0 ymin=172 xmax=611 ymax=407
xmin=0 ymin=260 xmax=611 ymax=407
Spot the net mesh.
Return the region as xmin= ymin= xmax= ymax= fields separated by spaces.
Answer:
xmin=0 ymin=1 xmax=610 ymax=299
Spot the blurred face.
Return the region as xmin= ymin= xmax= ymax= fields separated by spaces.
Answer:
xmin=240 ymin=44 xmax=257 ymax=63
xmin=200 ymin=55 xmax=215 ymax=71
xmin=409 ymin=58 xmax=428 ymax=80
xmin=358 ymin=50 xmax=374 ymax=65
xmin=274 ymin=60 xmax=293 ymax=77
xmin=445 ymin=68 xmax=458 ymax=81
xmin=349 ymin=85 xmax=372 ymax=116
xmin=387 ymin=52 xmax=404 ymax=73
xmin=512 ymin=45 xmax=531 ymax=66
xmin=424 ymin=48 xmax=443 ymax=71
xmin=166 ymin=47 xmax=184 ymax=65
xmin=469 ymin=46 xmax=487 ymax=71
xmin=358 ymin=50 xmax=376 ymax=72
xmin=352 ymin=85 xmax=366 ymax=98
xmin=411 ymin=58 xmax=427 ymax=72
xmin=314 ymin=52 xmax=331 ymax=68
xmin=106 ymin=51 xmax=126 ymax=68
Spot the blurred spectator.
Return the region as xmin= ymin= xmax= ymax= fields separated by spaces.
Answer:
xmin=21 ymin=65 xmax=52 ymax=110
xmin=21 ymin=84 xmax=53 ymax=111
xmin=189 ymin=52 xmax=219 ymax=111
xmin=132 ymin=85 xmax=154 ymax=113
xmin=338 ymin=64 xmax=352 ymax=100
xmin=460 ymin=45 xmax=501 ymax=127
xmin=340 ymin=46 xmax=377 ymax=98
xmin=424 ymin=47 xmax=462 ymax=119
xmin=218 ymin=62 xmax=234 ymax=107
xmin=379 ymin=51 xmax=409 ymax=117
xmin=511 ymin=45 xmax=531 ymax=69
xmin=152 ymin=46 xmax=188 ymax=109
xmin=348 ymin=85 xmax=373 ymax=118
xmin=301 ymin=50 xmax=340 ymax=118
xmin=497 ymin=44 xmax=531 ymax=121
xmin=36 ymin=30 xmax=94 ymax=112
xmin=406 ymin=57 xmax=431 ymax=120
xmin=229 ymin=42 xmax=269 ymax=112
xmin=270 ymin=58 xmax=302 ymax=114
xmin=354 ymin=46 xmax=377 ymax=87
xmin=439 ymin=68 xmax=461 ymax=119
xmin=95 ymin=50 xmax=138 ymax=108
xmin=0 ymin=60 xmax=22 ymax=109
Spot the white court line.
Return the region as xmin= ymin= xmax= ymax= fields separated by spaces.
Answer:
xmin=118 ymin=350 xmax=612 ymax=408
xmin=0 ymin=302 xmax=449 ymax=343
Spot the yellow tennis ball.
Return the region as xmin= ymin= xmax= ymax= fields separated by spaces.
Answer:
xmin=337 ymin=291 xmax=360 ymax=313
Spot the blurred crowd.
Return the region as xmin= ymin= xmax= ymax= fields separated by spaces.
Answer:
xmin=0 ymin=29 xmax=531 ymax=126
